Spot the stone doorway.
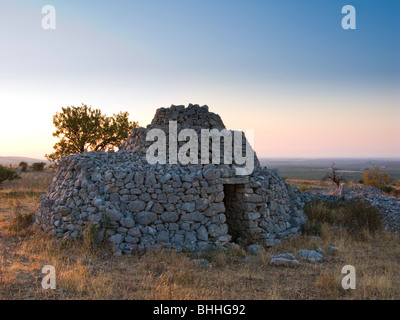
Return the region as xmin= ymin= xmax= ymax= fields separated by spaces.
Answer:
xmin=223 ymin=184 xmax=245 ymax=241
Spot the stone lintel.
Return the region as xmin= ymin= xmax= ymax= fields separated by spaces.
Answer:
xmin=217 ymin=176 xmax=249 ymax=185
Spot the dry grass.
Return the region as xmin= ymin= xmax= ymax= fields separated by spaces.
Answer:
xmin=287 ymin=179 xmax=333 ymax=191
xmin=0 ymin=172 xmax=399 ymax=300
xmin=0 ymin=170 xmax=54 ymax=199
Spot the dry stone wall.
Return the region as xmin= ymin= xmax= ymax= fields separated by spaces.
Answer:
xmin=302 ymin=185 xmax=400 ymax=231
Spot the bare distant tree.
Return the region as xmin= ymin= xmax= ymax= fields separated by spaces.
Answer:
xmin=321 ymin=162 xmax=346 ymax=188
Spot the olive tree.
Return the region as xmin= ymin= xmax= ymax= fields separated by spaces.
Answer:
xmin=46 ymin=104 xmax=138 ymax=162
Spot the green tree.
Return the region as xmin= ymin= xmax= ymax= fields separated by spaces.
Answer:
xmin=45 ymin=104 xmax=138 ymax=162
xmin=362 ymin=166 xmax=393 ymax=189
xmin=18 ymin=161 xmax=28 ymax=172
xmin=0 ymin=165 xmax=21 ymax=187
xmin=31 ymin=162 xmax=46 ymax=172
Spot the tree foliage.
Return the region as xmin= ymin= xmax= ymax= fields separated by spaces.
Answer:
xmin=0 ymin=165 xmax=21 ymax=186
xmin=321 ymin=163 xmax=346 ymax=188
xmin=45 ymin=104 xmax=138 ymax=162
xmin=19 ymin=161 xmax=28 ymax=172
xmin=31 ymin=162 xmax=46 ymax=172
xmin=362 ymin=166 xmax=393 ymax=189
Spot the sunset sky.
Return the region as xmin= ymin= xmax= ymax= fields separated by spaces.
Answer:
xmin=0 ymin=0 xmax=399 ymax=159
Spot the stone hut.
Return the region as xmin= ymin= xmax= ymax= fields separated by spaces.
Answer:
xmin=34 ymin=104 xmax=306 ymax=254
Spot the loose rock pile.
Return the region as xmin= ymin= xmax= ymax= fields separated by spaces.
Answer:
xmin=34 ymin=104 xmax=306 ymax=254
xmin=269 ymin=246 xmax=339 ymax=267
xmin=302 ymin=184 xmax=400 ymax=231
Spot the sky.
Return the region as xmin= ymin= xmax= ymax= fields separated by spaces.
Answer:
xmin=0 ymin=0 xmax=399 ymax=159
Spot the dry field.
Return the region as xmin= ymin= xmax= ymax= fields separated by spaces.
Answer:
xmin=0 ymin=171 xmax=399 ymax=300
xmin=288 ymin=178 xmax=400 ymax=198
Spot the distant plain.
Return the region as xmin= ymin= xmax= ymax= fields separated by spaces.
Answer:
xmin=260 ymin=158 xmax=400 ymax=182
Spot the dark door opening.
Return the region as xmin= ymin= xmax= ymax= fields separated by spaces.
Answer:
xmin=223 ymin=184 xmax=245 ymax=242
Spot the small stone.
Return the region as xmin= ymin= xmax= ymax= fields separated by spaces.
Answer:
xmin=271 ymin=252 xmax=296 ymax=260
xmin=104 ymin=208 xmax=122 ymax=222
xmin=156 ymin=230 xmax=170 ymax=243
xmin=71 ymin=230 xmax=79 ymax=238
xmin=121 ymin=217 xmax=135 ymax=228
xmin=328 ymin=246 xmax=339 ymax=255
xmin=161 ymin=211 xmax=178 ymax=223
xmin=181 ymin=212 xmax=205 ymax=223
xmin=135 ymin=211 xmax=157 ymax=225
xmin=91 ymin=171 xmax=102 ymax=182
xmin=299 ymin=249 xmax=323 ymax=263
xmin=108 ymin=234 xmax=123 ymax=245
xmin=270 ymin=257 xmax=300 ymax=267
xmin=246 ymin=244 xmax=264 ymax=255
xmin=125 ymin=235 xmax=138 ymax=243
xmin=197 ymin=225 xmax=208 ymax=241
xmin=195 ymin=198 xmax=210 ymax=211
xmin=128 ymin=227 xmax=141 ymax=238
xmin=160 ymin=173 xmax=172 ymax=184
xmin=116 ymin=227 xmax=128 ymax=234
xmin=182 ymin=202 xmax=196 ymax=213
xmin=134 ymin=172 xmax=145 ymax=185
xmin=129 ymin=200 xmax=146 ymax=212
xmin=184 ymin=231 xmax=197 ymax=244
xmin=203 ymin=168 xmax=217 ymax=180
xmin=144 ymin=226 xmax=157 ymax=236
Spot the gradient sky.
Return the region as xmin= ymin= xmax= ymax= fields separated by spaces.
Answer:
xmin=0 ymin=0 xmax=399 ymax=159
